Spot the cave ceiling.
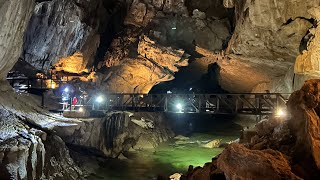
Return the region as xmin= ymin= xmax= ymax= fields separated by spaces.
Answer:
xmin=2 ymin=0 xmax=320 ymax=93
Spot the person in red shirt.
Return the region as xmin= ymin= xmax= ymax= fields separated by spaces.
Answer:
xmin=72 ymin=96 xmax=78 ymax=110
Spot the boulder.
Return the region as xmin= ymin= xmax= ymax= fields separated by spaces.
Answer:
xmin=202 ymin=139 xmax=222 ymax=148
xmin=57 ymin=112 xmax=174 ymax=157
xmin=174 ymin=135 xmax=190 ymax=141
xmin=192 ymin=9 xmax=206 ymax=20
xmin=287 ymin=79 xmax=320 ymax=178
xmin=180 ymin=158 xmax=225 ymax=180
xmin=217 ymin=144 xmax=302 ymax=180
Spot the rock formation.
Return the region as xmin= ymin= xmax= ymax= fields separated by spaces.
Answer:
xmin=179 ymin=80 xmax=320 ymax=180
xmin=101 ymin=35 xmax=189 ymax=93
xmin=217 ymin=144 xmax=301 ymax=180
xmin=0 ymin=0 xmax=35 ymax=80
xmin=0 ymin=89 xmax=83 ymax=179
xmin=287 ymin=79 xmax=320 ymax=178
xmin=22 ymin=0 xmax=126 ymax=73
xmin=55 ymin=112 xmax=174 ymax=158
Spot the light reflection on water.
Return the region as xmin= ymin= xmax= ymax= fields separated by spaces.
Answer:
xmin=88 ymin=133 xmax=238 ymax=180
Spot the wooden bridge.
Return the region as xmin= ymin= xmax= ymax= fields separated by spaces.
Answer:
xmin=85 ymin=93 xmax=290 ymax=116
xmin=6 ymin=75 xmax=290 ymax=116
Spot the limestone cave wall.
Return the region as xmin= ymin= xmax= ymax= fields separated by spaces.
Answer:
xmin=21 ymin=0 xmax=127 ymax=73
xmin=0 ymin=0 xmax=35 ymax=80
xmin=4 ymin=0 xmax=320 ymax=93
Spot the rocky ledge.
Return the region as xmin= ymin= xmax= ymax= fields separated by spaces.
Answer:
xmin=55 ymin=111 xmax=174 ymax=158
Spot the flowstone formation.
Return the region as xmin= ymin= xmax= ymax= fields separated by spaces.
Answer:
xmin=178 ymin=80 xmax=320 ymax=180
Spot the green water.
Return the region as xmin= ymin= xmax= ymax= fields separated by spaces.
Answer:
xmin=89 ymin=133 xmax=238 ymax=180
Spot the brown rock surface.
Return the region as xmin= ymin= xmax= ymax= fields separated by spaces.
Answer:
xmin=217 ymin=143 xmax=301 ymax=180
xmin=228 ymin=0 xmax=315 ymax=62
xmin=101 ymin=35 xmax=189 ymax=93
xmin=287 ymin=79 xmax=320 ymax=177
xmin=53 ymin=52 xmax=90 ymax=74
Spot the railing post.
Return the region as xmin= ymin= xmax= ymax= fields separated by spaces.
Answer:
xmin=41 ymin=92 xmax=45 ymax=108
xmin=164 ymin=95 xmax=168 ymax=112
xmin=235 ymin=96 xmax=238 ymax=113
xmin=198 ymin=95 xmax=201 ymax=113
xmin=216 ymin=96 xmax=220 ymax=113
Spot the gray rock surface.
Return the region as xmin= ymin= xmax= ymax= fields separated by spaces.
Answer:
xmin=0 ymin=0 xmax=35 ymax=80
xmin=56 ymin=112 xmax=174 ymax=158
xmin=0 ymin=84 xmax=83 ymax=179
xmin=22 ymin=0 xmax=126 ymax=73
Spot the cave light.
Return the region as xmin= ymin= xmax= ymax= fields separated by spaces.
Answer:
xmin=64 ymin=87 xmax=69 ymax=92
xmin=172 ymin=27 xmax=177 ymax=30
xmin=51 ymin=83 xmax=56 ymax=89
xmin=176 ymin=103 xmax=183 ymax=111
xmin=96 ymin=95 xmax=104 ymax=103
xmin=79 ymin=107 xmax=84 ymax=112
xmin=275 ymin=108 xmax=286 ymax=118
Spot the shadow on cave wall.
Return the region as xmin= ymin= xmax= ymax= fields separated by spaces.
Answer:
xmin=150 ymin=62 xmax=226 ymax=94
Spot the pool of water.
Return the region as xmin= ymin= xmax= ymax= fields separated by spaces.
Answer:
xmin=88 ymin=132 xmax=239 ymax=180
